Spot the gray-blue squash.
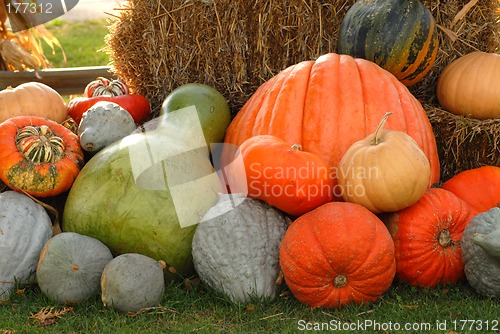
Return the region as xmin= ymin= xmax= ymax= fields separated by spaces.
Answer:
xmin=192 ymin=194 xmax=288 ymax=304
xmin=462 ymin=207 xmax=500 ymax=298
xmin=78 ymin=101 xmax=137 ymax=153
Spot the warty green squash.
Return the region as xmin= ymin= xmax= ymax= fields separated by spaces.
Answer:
xmin=462 ymin=207 xmax=500 ymax=298
xmin=192 ymin=194 xmax=288 ymax=304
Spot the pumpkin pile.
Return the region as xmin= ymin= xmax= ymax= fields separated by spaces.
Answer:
xmin=1 ymin=0 xmax=499 ymax=315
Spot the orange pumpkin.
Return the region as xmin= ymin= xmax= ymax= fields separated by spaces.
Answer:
xmin=226 ymin=135 xmax=333 ymax=216
xmin=437 ymin=52 xmax=500 ymax=119
xmin=0 ymin=116 xmax=84 ymax=197
xmin=0 ymin=82 xmax=67 ymax=124
xmin=387 ymin=188 xmax=474 ymax=288
xmin=441 ymin=166 xmax=500 ymax=215
xmin=337 ymin=112 xmax=431 ymax=213
xmin=280 ymin=202 xmax=396 ymax=308
xmin=223 ymin=53 xmax=440 ymax=188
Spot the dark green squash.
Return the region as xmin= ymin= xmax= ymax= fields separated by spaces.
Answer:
xmin=337 ymin=0 xmax=439 ymax=86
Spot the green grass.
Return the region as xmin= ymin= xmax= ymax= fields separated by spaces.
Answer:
xmin=41 ymin=18 xmax=110 ymax=68
xmin=1 ymin=280 xmax=498 ymax=333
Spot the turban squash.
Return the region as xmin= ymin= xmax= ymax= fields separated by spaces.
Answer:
xmin=0 ymin=116 xmax=84 ymax=197
xmin=223 ymin=53 xmax=440 ymax=187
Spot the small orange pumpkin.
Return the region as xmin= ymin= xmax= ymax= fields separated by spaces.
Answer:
xmin=280 ymin=202 xmax=396 ymax=308
xmin=337 ymin=112 xmax=431 ymax=213
xmin=437 ymin=52 xmax=500 ymax=119
xmin=0 ymin=82 xmax=67 ymax=124
xmin=387 ymin=188 xmax=474 ymax=288
xmin=226 ymin=135 xmax=333 ymax=216
xmin=0 ymin=116 xmax=84 ymax=197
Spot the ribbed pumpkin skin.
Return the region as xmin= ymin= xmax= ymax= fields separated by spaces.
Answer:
xmin=337 ymin=0 xmax=438 ymax=86
xmin=437 ymin=52 xmax=500 ymax=119
xmin=387 ymin=188 xmax=474 ymax=288
xmin=279 ymin=202 xmax=396 ymax=308
xmin=441 ymin=166 xmax=500 ymax=215
xmin=224 ymin=53 xmax=440 ymax=187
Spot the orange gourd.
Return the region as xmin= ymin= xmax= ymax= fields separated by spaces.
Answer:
xmin=387 ymin=188 xmax=474 ymax=288
xmin=280 ymin=202 xmax=396 ymax=308
xmin=226 ymin=135 xmax=333 ymax=216
xmin=223 ymin=53 xmax=440 ymax=188
xmin=0 ymin=116 xmax=84 ymax=197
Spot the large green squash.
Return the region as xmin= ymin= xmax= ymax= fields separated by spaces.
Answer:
xmin=63 ymin=107 xmax=223 ymax=278
xmin=337 ymin=0 xmax=438 ymax=86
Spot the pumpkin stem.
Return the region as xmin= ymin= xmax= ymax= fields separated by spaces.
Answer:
xmin=371 ymin=112 xmax=393 ymax=145
xmin=334 ymin=274 xmax=347 ymax=288
xmin=438 ymin=229 xmax=453 ymax=248
xmin=291 ymin=144 xmax=302 ymax=151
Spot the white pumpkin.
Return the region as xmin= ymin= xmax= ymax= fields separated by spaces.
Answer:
xmin=0 ymin=191 xmax=53 ymax=299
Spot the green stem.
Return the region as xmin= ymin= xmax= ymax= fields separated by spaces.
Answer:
xmin=370 ymin=112 xmax=393 ymax=145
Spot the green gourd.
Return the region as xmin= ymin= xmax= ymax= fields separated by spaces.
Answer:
xmin=63 ymin=107 xmax=222 ymax=279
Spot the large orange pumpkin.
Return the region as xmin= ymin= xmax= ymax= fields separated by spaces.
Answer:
xmin=223 ymin=53 xmax=439 ymax=188
xmin=279 ymin=202 xmax=396 ymax=308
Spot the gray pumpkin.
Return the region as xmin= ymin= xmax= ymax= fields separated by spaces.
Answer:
xmin=36 ymin=232 xmax=113 ymax=304
xmin=78 ymin=101 xmax=137 ymax=153
xmin=462 ymin=207 xmax=500 ymax=298
xmin=0 ymin=191 xmax=53 ymax=299
xmin=192 ymin=194 xmax=288 ymax=304
xmin=101 ymin=253 xmax=165 ymax=313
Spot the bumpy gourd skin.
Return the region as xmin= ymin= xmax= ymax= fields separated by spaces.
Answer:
xmin=462 ymin=207 xmax=500 ymax=298
xmin=192 ymin=194 xmax=288 ymax=304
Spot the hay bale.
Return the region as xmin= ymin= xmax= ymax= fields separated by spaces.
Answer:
xmin=106 ymin=0 xmax=499 ymax=181
xmin=427 ymin=105 xmax=500 ymax=182
xmin=105 ymin=0 xmax=355 ymax=115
